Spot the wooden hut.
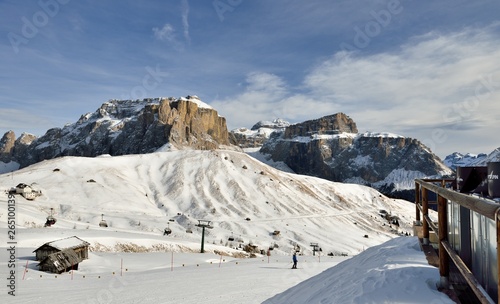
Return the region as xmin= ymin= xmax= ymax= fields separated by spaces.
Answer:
xmin=33 ymin=236 xmax=90 ymax=262
xmin=15 ymin=183 xmax=31 ymax=194
xmin=38 ymin=249 xmax=81 ymax=274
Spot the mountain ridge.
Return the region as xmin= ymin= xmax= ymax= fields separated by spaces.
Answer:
xmin=0 ymin=96 xmax=231 ymax=168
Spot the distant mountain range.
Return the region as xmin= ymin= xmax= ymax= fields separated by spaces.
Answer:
xmin=443 ymin=150 xmax=500 ymax=170
xmin=2 ymin=95 xmax=497 ymax=201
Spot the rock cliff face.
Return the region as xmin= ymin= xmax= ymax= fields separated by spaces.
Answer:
xmin=260 ymin=113 xmax=452 ymax=200
xmin=0 ymin=131 xmax=16 ymax=161
xmin=3 ymin=96 xmax=230 ymax=168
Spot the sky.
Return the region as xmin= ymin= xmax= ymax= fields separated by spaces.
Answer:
xmin=1 ymin=0 xmax=500 ymax=158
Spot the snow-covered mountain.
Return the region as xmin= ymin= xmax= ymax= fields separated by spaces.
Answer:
xmin=443 ymin=152 xmax=489 ymax=171
xmin=0 ymin=96 xmax=230 ymax=169
xmin=230 ymin=118 xmax=290 ymax=148
xmin=1 ymin=96 xmax=454 ymax=202
xmin=258 ymin=113 xmax=452 ymax=201
xmin=0 ymin=149 xmax=417 ymax=256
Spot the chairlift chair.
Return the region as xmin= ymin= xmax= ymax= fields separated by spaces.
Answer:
xmin=164 ymin=222 xmax=172 ymax=236
xmin=44 ymin=208 xmax=57 ymax=227
xmin=99 ymin=214 xmax=108 ymax=228
xmin=44 ymin=215 xmax=56 ymax=227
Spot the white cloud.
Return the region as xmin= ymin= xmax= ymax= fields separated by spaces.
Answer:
xmin=181 ymin=0 xmax=190 ymax=44
xmin=153 ymin=23 xmax=176 ymax=42
xmin=213 ymin=24 xmax=500 ymax=157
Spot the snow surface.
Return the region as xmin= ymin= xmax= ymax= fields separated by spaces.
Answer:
xmin=42 ymin=236 xmax=89 ymax=250
xmin=0 ymin=150 xmax=448 ymax=303
xmin=0 ymin=231 xmax=453 ymax=304
xmin=264 ymin=236 xmax=453 ymax=304
xmin=0 ymin=161 xmax=19 ymax=174
xmin=179 ymin=95 xmax=213 ymax=109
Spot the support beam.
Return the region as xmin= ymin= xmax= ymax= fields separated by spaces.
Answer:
xmin=415 ymin=182 xmax=421 ymax=224
xmin=438 ymin=194 xmax=449 ymax=288
xmin=422 ymin=187 xmax=429 ymax=245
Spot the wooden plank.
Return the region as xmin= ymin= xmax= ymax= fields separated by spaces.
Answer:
xmin=416 ymin=179 xmax=500 ymax=220
xmin=442 ymin=241 xmax=494 ymax=304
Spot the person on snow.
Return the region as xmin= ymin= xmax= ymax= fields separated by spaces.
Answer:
xmin=292 ymin=252 xmax=298 ymax=269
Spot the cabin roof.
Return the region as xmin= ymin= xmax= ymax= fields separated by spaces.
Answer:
xmin=33 ymin=236 xmax=90 ymax=252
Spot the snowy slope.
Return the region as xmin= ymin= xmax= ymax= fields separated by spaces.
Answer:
xmin=264 ymin=236 xmax=454 ymax=304
xmin=0 ymin=150 xmax=418 ymax=256
xmin=0 ymin=234 xmax=452 ymax=304
xmin=0 ymin=149 xmax=451 ymax=303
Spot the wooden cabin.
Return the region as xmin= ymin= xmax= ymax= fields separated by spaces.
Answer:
xmin=38 ymin=249 xmax=81 ymax=274
xmin=33 ymin=236 xmax=90 ymax=262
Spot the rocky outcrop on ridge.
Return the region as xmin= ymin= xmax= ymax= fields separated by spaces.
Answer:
xmin=260 ymin=113 xmax=452 ymax=200
xmin=230 ymin=118 xmax=290 ymax=148
xmin=2 ymin=96 xmax=231 ymax=168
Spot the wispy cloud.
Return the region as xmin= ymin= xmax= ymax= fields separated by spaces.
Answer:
xmin=0 ymin=108 xmax=53 ymax=137
xmin=153 ymin=23 xmax=176 ymax=42
xmin=212 ymin=24 xmax=500 ymax=156
xmin=181 ymin=0 xmax=190 ymax=44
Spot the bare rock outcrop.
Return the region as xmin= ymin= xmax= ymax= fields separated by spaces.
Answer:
xmin=0 ymin=130 xmax=16 ymax=161
xmin=260 ymin=113 xmax=452 ymax=200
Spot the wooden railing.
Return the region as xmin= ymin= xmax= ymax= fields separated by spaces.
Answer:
xmin=415 ymin=178 xmax=499 ymax=304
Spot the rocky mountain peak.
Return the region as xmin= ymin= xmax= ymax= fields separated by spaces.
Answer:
xmin=2 ymin=96 xmax=230 ymax=168
xmin=284 ymin=113 xmax=357 ymax=138
xmin=260 ymin=114 xmax=451 ymax=200
xmin=251 ymin=118 xmax=290 ymax=130
xmin=0 ymin=130 xmax=16 ymax=161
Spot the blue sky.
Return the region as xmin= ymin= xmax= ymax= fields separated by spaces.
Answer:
xmin=1 ymin=0 xmax=499 ymax=158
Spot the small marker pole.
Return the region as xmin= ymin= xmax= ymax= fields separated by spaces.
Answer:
xmin=219 ymin=255 xmax=223 ymax=268
xmin=171 ymin=251 xmax=174 ymax=272
xmin=22 ymin=260 xmax=28 ymax=280
xmin=121 ymin=258 xmax=123 ymax=276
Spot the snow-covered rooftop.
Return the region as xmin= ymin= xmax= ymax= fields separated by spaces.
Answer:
xmin=37 ymin=236 xmax=90 ymax=251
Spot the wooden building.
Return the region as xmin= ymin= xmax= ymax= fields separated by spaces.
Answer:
xmin=34 ymin=236 xmax=90 ymax=274
xmin=14 ymin=183 xmax=42 ymax=200
xmin=38 ymin=249 xmax=81 ymax=274
xmin=33 ymin=236 xmax=90 ymax=262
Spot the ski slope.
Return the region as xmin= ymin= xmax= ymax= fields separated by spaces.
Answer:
xmin=0 ymin=149 xmax=450 ymax=303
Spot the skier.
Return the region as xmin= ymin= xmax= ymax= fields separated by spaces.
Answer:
xmin=292 ymin=252 xmax=298 ymax=269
